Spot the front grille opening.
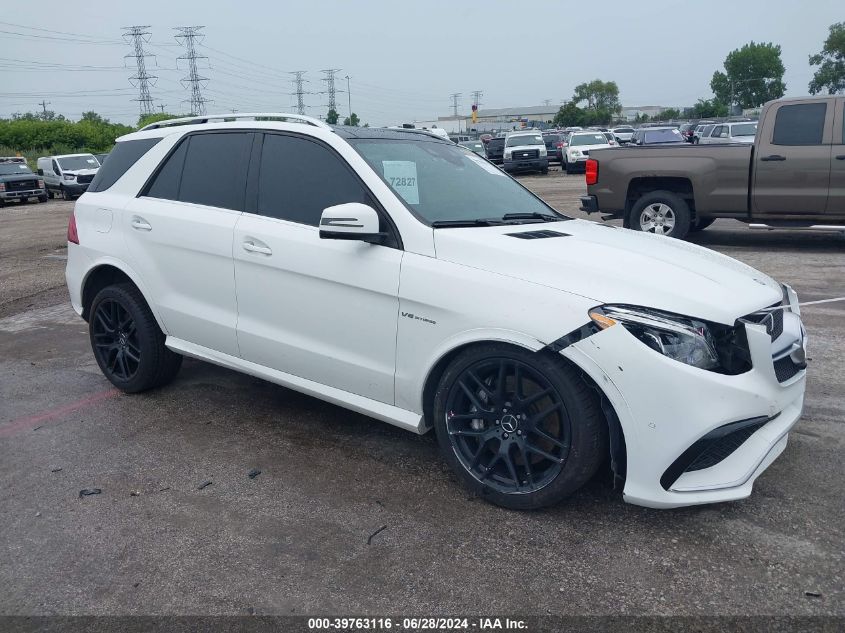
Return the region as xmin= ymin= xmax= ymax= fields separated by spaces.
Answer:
xmin=660 ymin=415 xmax=775 ymax=490
xmin=773 ymin=356 xmax=802 ymax=383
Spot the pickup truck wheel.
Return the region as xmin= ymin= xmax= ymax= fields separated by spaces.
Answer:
xmin=433 ymin=344 xmax=607 ymax=510
xmin=630 ymin=191 xmax=691 ymax=239
xmin=47 ymin=189 xmax=55 ymax=199
xmin=690 ymin=218 xmax=715 ymax=232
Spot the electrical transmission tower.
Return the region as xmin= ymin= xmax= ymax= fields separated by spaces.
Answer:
xmin=542 ymin=99 xmax=552 ymax=106
xmin=175 ymin=26 xmax=210 ymax=116
xmin=321 ymin=69 xmax=342 ymax=112
xmin=290 ymin=71 xmax=308 ymax=115
xmin=471 ymin=90 xmax=483 ymax=109
xmin=122 ymin=26 xmax=157 ymax=116
xmin=450 ymin=92 xmax=462 ymax=117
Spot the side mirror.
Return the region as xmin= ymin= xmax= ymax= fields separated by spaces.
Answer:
xmin=37 ymin=169 xmax=44 ymax=175
xmin=319 ymin=203 xmax=386 ymax=245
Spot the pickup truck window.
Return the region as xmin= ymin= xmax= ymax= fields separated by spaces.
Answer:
xmin=772 ymin=103 xmax=826 ymax=146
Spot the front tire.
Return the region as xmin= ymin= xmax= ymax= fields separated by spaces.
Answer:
xmin=629 ymin=190 xmax=692 ymax=239
xmin=38 ymin=195 xmax=48 ymax=203
xmin=690 ymin=217 xmax=715 ymax=232
xmin=433 ymin=344 xmax=607 ymax=510
xmin=61 ymin=186 xmax=72 ymax=201
xmin=89 ymin=283 xmax=182 ymax=393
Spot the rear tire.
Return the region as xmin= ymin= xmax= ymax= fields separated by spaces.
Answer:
xmin=89 ymin=283 xmax=182 ymax=393
xmin=432 ymin=344 xmax=607 ymax=510
xmin=629 ymin=190 xmax=692 ymax=240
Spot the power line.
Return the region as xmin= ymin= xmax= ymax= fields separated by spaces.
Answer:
xmin=290 ymin=71 xmax=308 ymax=115
xmin=122 ymin=26 xmax=157 ymax=116
xmin=450 ymin=92 xmax=461 ymax=117
xmin=175 ymin=26 xmax=210 ymax=116
xmin=320 ymin=69 xmax=342 ymax=113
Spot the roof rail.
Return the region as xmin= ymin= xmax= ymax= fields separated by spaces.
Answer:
xmin=139 ymin=112 xmax=332 ymax=131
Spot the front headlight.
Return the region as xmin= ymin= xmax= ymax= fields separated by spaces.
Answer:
xmin=571 ymin=150 xmax=581 ymax=157
xmin=539 ymin=147 xmax=547 ymax=156
xmin=589 ymin=305 xmax=720 ymax=370
xmin=63 ymin=173 xmax=76 ymax=181
xmin=504 ymin=149 xmax=512 ymax=159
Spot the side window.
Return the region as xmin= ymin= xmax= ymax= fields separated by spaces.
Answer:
xmin=144 ymin=138 xmax=188 ymax=201
xmin=712 ymin=126 xmax=722 ymax=138
xmin=772 ymin=103 xmax=827 ymax=146
xmin=88 ymin=138 xmax=160 ymax=193
xmin=178 ymin=133 xmax=251 ymax=210
xmin=256 ymin=134 xmax=369 ymax=226
xmin=52 ymin=159 xmax=60 ymax=174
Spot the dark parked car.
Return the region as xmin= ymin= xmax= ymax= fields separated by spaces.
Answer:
xmin=542 ymin=133 xmax=565 ymax=164
xmin=629 ymin=127 xmax=686 ymax=146
xmin=679 ymin=123 xmax=699 ymax=143
xmin=0 ymin=157 xmax=47 ymax=206
xmin=485 ymin=137 xmax=506 ymax=164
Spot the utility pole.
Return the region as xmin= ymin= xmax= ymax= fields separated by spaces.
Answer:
xmin=542 ymin=99 xmax=552 ymax=106
xmin=175 ymin=26 xmax=210 ymax=116
xmin=38 ymin=100 xmax=51 ymax=117
xmin=290 ymin=71 xmax=308 ymax=115
xmin=344 ymin=75 xmax=351 ymax=118
xmin=122 ymin=26 xmax=157 ymax=116
xmin=320 ymin=69 xmax=342 ymax=112
xmin=450 ymin=92 xmax=461 ymax=117
xmin=158 ymin=104 xmax=166 ymax=113
xmin=471 ymin=90 xmax=483 ymax=109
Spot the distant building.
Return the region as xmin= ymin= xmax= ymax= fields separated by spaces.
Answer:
xmin=620 ymin=106 xmax=670 ymax=121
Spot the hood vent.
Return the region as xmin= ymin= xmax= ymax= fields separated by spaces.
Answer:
xmin=506 ymin=229 xmax=570 ymax=240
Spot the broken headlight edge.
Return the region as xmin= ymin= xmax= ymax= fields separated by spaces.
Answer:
xmin=589 ymin=305 xmax=721 ymax=371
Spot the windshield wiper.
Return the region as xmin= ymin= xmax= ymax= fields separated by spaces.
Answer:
xmin=431 ymin=218 xmax=505 ymax=228
xmin=501 ymin=212 xmax=566 ymax=222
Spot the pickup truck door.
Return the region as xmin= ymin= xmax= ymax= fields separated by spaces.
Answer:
xmin=752 ymin=98 xmax=834 ymax=215
xmin=829 ymin=97 xmax=845 ymax=215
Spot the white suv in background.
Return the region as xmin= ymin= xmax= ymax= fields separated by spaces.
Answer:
xmin=562 ymin=131 xmax=611 ymax=174
xmin=66 ymin=113 xmax=806 ymax=510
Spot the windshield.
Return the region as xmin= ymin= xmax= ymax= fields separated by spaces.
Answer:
xmin=0 ymin=162 xmax=33 ymax=175
xmin=506 ymin=134 xmax=543 ymax=147
xmin=731 ymin=123 xmax=757 ymax=137
xmin=460 ymin=142 xmax=484 ymax=152
xmin=350 ymin=138 xmax=566 ymax=225
xmin=643 ymin=129 xmax=684 ymax=144
xmin=57 ymin=155 xmax=99 ymax=171
xmin=569 ymin=133 xmax=607 ymax=146
xmin=614 ymin=128 xmax=634 ymax=134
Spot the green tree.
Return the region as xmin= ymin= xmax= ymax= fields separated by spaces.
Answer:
xmin=325 ymin=108 xmax=339 ymax=124
xmin=343 ymin=112 xmax=360 ymax=126
xmin=572 ymin=79 xmax=622 ymax=114
xmin=552 ymin=101 xmax=585 ymax=127
xmin=689 ymin=98 xmax=728 ymax=119
xmin=137 ymin=112 xmax=181 ymax=128
xmin=654 ymin=108 xmax=681 ymax=121
xmin=711 ymin=42 xmax=786 ymax=109
xmin=809 ymin=22 xmax=845 ymax=95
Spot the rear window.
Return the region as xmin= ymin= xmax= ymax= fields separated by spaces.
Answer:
xmin=88 ymin=138 xmax=160 ymax=193
xmin=772 ymin=103 xmax=827 ymax=146
xmin=643 ymin=129 xmax=684 ymax=143
xmin=731 ymin=123 xmax=757 ymax=137
xmin=614 ymin=128 xmax=634 ymax=134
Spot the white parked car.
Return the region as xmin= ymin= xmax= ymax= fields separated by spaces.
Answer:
xmin=700 ymin=121 xmax=758 ymax=144
xmin=562 ymin=131 xmax=611 ymax=174
xmin=66 ymin=112 xmax=807 ymax=510
xmin=611 ymin=126 xmax=635 ymax=144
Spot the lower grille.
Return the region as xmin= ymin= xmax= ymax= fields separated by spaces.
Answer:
xmin=76 ymin=174 xmax=94 ymax=184
xmin=513 ymin=150 xmax=539 ymax=159
xmin=773 ymin=356 xmax=801 ymax=382
xmin=660 ymin=415 xmax=776 ymax=490
xmin=7 ymin=179 xmax=38 ymax=191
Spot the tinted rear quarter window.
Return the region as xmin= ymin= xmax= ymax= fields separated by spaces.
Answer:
xmin=256 ymin=133 xmax=368 ymax=226
xmin=772 ymin=103 xmax=827 ymax=146
xmin=88 ymin=138 xmax=161 ymax=193
xmin=144 ymin=138 xmax=188 ymax=200
xmin=177 ymin=132 xmax=251 ymax=210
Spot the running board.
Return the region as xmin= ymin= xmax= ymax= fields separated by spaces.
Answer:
xmin=749 ymin=223 xmax=845 ymax=232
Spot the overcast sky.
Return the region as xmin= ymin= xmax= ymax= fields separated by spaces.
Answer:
xmin=1 ymin=0 xmax=841 ymax=126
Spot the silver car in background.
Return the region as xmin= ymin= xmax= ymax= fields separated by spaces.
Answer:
xmin=700 ymin=121 xmax=758 ymax=144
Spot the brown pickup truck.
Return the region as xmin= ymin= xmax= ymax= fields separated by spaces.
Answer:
xmin=580 ymin=95 xmax=845 ymax=240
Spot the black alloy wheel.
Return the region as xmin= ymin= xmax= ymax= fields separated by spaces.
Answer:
xmin=92 ymin=298 xmax=141 ymax=382
xmin=444 ymin=357 xmax=572 ymax=494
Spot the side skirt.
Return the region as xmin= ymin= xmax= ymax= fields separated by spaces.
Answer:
xmin=165 ymin=337 xmax=427 ymax=435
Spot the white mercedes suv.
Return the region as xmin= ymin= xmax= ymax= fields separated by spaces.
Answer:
xmin=66 ymin=113 xmax=807 ymax=510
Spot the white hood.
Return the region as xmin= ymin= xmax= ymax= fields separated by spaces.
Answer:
xmin=433 ymin=219 xmax=781 ymax=325
xmin=65 ymin=168 xmax=99 ymax=176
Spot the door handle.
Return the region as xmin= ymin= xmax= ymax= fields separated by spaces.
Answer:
xmin=835 ymin=155 xmax=845 ymax=160
xmin=761 ymin=154 xmax=786 ymax=162
xmin=242 ymin=241 xmax=272 ymax=255
xmin=131 ymin=218 xmax=152 ymax=231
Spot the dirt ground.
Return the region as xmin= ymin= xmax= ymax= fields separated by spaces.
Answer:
xmin=1 ymin=171 xmax=843 ymax=619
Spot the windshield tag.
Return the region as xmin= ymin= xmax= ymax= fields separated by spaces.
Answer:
xmin=382 ymin=160 xmax=419 ymax=204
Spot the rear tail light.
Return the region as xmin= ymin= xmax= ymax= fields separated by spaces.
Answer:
xmin=585 ymin=159 xmax=599 ymax=186
xmin=67 ymin=211 xmax=79 ymax=244
xmin=555 ymin=142 xmax=563 ymax=148
xmin=38 ymin=179 xmax=45 ymax=188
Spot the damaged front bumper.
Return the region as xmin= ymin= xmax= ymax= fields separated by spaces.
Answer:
xmin=558 ymin=290 xmax=806 ymax=509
